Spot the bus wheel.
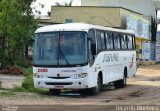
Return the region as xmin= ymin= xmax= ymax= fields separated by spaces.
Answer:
xmin=114 ymin=72 xmax=127 ymax=89
xmin=80 ymin=89 xmax=89 ymax=95
xmin=49 ymin=89 xmax=61 ymax=95
xmin=88 ymin=75 xmax=102 ymax=95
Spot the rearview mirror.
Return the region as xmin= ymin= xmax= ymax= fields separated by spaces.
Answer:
xmin=91 ymin=43 xmax=96 ymax=55
xmin=25 ymin=40 xmax=34 ymax=60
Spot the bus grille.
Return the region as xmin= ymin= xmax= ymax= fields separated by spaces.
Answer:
xmin=47 ymin=77 xmax=70 ymax=79
xmin=45 ymin=82 xmax=73 ymax=85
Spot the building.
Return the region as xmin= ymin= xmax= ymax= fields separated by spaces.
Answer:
xmin=34 ymin=0 xmax=160 ymax=60
xmin=50 ymin=6 xmax=150 ymax=59
xmin=72 ymin=0 xmax=159 ymax=19
xmin=34 ymin=15 xmax=55 ymax=27
xmin=72 ymin=0 xmax=160 ymax=58
xmin=50 ymin=7 xmax=143 ymax=27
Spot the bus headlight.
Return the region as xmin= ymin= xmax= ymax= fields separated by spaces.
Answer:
xmin=72 ymin=74 xmax=78 ymax=79
xmin=33 ymin=73 xmax=43 ymax=78
xmin=72 ymin=73 xmax=88 ymax=79
xmin=78 ymin=73 xmax=88 ymax=78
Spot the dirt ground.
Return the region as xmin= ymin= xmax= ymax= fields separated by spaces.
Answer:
xmin=0 ymin=65 xmax=160 ymax=110
xmin=0 ymin=74 xmax=24 ymax=89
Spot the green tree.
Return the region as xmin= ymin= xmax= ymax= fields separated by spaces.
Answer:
xmin=0 ymin=0 xmax=37 ymax=66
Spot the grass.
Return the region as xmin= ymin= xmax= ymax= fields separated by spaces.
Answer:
xmin=10 ymin=86 xmax=26 ymax=92
xmin=0 ymin=67 xmax=47 ymax=97
xmin=138 ymin=61 xmax=157 ymax=66
xmin=0 ymin=91 xmax=15 ymax=96
xmin=10 ymin=67 xmax=48 ymax=94
xmin=10 ymin=86 xmax=48 ymax=94
xmin=0 ymin=81 xmax=15 ymax=96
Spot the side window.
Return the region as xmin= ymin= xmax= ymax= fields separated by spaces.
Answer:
xmin=127 ymin=35 xmax=133 ymax=49
xmin=96 ymin=31 xmax=102 ymax=51
xmin=113 ymin=34 xmax=121 ymax=50
xmin=101 ymin=32 xmax=105 ymax=50
xmin=105 ymin=32 xmax=113 ymax=50
xmin=121 ymin=34 xmax=127 ymax=50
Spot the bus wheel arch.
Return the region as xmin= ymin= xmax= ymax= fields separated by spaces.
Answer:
xmin=124 ymin=67 xmax=128 ymax=78
xmin=98 ymin=71 xmax=103 ymax=85
xmin=114 ymin=68 xmax=127 ymax=89
xmin=95 ymin=71 xmax=103 ymax=93
xmin=84 ymin=71 xmax=103 ymax=95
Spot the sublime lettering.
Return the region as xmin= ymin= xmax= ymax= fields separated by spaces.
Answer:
xmin=103 ymin=53 xmax=119 ymax=62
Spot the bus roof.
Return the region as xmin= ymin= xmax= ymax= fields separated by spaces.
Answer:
xmin=35 ymin=23 xmax=135 ymax=35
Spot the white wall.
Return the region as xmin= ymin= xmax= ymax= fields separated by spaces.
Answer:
xmin=72 ymin=0 xmax=81 ymax=6
xmin=81 ymin=0 xmax=105 ymax=6
xmin=72 ymin=0 xmax=156 ymax=18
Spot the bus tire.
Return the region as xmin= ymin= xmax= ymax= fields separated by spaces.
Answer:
xmin=114 ymin=72 xmax=127 ymax=89
xmin=80 ymin=89 xmax=89 ymax=95
xmin=49 ymin=89 xmax=61 ymax=95
xmin=88 ymin=75 xmax=102 ymax=95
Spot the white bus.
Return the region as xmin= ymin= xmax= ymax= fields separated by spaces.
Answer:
xmin=25 ymin=23 xmax=136 ymax=95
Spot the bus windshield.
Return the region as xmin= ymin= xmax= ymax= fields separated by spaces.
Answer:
xmin=33 ymin=31 xmax=88 ymax=66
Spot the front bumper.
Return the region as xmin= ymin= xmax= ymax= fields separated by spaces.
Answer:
xmin=33 ymin=77 xmax=89 ymax=89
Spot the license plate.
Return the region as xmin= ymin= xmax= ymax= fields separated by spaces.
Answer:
xmin=54 ymin=86 xmax=64 ymax=89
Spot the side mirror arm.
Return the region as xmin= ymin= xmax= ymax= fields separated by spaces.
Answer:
xmin=88 ymin=38 xmax=96 ymax=56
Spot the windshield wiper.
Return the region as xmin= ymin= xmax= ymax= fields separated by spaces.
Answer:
xmin=59 ymin=48 xmax=70 ymax=65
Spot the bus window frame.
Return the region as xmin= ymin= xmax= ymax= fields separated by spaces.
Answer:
xmin=127 ymin=34 xmax=134 ymax=50
xmin=101 ymin=32 xmax=106 ymax=50
xmin=92 ymin=28 xmax=136 ymax=52
xmin=121 ymin=34 xmax=128 ymax=50
xmin=113 ymin=33 xmax=121 ymax=50
xmin=105 ymin=32 xmax=114 ymax=50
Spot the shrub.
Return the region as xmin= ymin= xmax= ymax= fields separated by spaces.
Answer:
xmin=22 ymin=68 xmax=34 ymax=90
xmin=21 ymin=68 xmax=47 ymax=94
